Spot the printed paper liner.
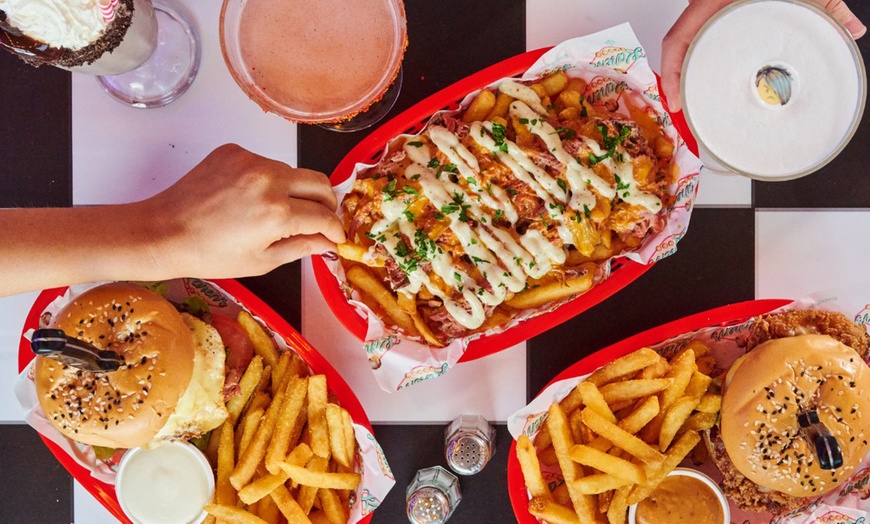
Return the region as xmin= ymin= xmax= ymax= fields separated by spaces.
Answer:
xmin=506 ymin=290 xmax=870 ymax=524
xmin=16 ymin=278 xmax=394 ymax=524
xmin=313 ymin=24 xmax=703 ymax=393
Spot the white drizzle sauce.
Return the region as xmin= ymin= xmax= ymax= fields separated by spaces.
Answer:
xmin=363 ymin=90 xmax=667 ymax=330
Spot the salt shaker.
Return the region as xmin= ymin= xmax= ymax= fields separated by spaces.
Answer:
xmin=444 ymin=414 xmax=495 ymax=475
xmin=406 ymin=466 xmax=462 ymax=524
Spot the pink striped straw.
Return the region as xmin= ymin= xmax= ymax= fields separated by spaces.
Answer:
xmin=98 ymin=0 xmax=118 ymax=23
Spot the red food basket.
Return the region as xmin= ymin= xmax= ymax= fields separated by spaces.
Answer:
xmin=312 ymin=46 xmax=699 ymax=363
xmin=18 ymin=279 xmax=375 ymax=524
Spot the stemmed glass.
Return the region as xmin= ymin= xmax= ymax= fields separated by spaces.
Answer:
xmin=0 ymin=0 xmax=200 ymax=108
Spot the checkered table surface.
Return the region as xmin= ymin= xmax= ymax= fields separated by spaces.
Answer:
xmin=2 ymin=1 xmax=869 ymax=522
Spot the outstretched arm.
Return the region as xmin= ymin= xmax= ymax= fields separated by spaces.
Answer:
xmin=661 ymin=0 xmax=866 ymax=112
xmin=0 ymin=144 xmax=345 ymax=297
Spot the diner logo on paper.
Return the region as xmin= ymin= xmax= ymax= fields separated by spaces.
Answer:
xmin=589 ymin=46 xmax=645 ymax=73
xmin=853 ymin=305 xmax=870 ymax=326
xmin=643 ymin=85 xmax=661 ymax=102
xmin=366 ymin=433 xmax=395 ymax=481
xmin=839 ymin=466 xmax=870 ymax=499
xmin=359 ymin=488 xmax=382 ymax=516
xmin=585 ymin=76 xmax=629 ymax=112
xmin=397 ymin=362 xmax=449 ymax=390
xmin=364 ymin=335 xmax=399 ymax=370
xmin=807 ymin=510 xmax=865 ymax=524
xmin=182 ymin=278 xmax=229 ymax=308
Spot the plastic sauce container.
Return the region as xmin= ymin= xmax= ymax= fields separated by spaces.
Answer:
xmin=628 ymin=468 xmax=730 ymax=524
xmin=116 ymin=441 xmax=214 ymax=524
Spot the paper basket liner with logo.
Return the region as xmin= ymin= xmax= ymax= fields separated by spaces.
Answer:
xmin=15 ymin=278 xmax=394 ymax=524
xmin=313 ymin=23 xmax=703 ymax=393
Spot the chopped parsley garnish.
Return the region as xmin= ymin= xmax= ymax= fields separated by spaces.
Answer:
xmin=553 ymin=127 xmax=576 ymax=140
xmin=583 ymin=204 xmax=592 ymax=219
xmin=589 ymin=123 xmax=632 ymax=166
xmin=406 ymin=141 xmax=424 ymax=147
xmin=440 ymin=192 xmax=472 ymax=223
xmin=394 ymin=240 xmax=411 ymax=258
xmin=403 ymin=210 xmax=415 ymax=222
xmin=518 ymin=118 xmax=529 ymax=125
xmin=382 ymin=178 xmax=397 ymax=200
xmin=453 ymin=272 xmax=462 ymax=283
xmin=470 ymin=255 xmax=488 ymax=264
xmin=557 ymin=178 xmax=568 ymax=194
xmin=493 ymin=209 xmax=504 ymax=222
xmin=588 ymin=150 xmax=611 ymax=165
xmin=506 ymin=188 xmax=518 ymax=196
xmin=427 ymin=158 xmax=440 ymax=169
xmin=614 ymin=174 xmax=630 ymax=191
xmin=443 ymin=163 xmax=458 ymax=173
xmin=490 ymin=122 xmax=509 ymax=153
xmin=402 ymin=186 xmax=420 ymax=196
xmin=466 ymin=176 xmax=477 ymax=186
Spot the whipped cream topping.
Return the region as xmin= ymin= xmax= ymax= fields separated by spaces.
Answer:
xmin=0 ymin=0 xmax=108 ymax=51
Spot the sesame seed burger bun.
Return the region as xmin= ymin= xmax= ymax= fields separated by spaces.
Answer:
xmin=708 ymin=310 xmax=870 ymax=513
xmin=34 ymin=283 xmax=228 ymax=449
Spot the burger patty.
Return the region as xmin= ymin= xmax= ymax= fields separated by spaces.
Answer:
xmin=704 ymin=426 xmax=805 ymax=514
xmin=746 ymin=309 xmax=870 ymax=361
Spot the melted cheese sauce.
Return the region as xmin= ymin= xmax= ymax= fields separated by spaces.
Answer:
xmin=363 ymin=95 xmax=666 ymax=330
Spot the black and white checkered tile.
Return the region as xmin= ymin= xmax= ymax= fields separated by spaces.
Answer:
xmin=2 ymin=0 xmax=869 ymax=522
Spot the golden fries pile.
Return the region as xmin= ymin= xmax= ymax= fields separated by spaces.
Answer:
xmin=338 ymin=69 xmax=679 ymax=347
xmin=204 ymin=311 xmax=360 ymax=524
xmin=517 ymin=341 xmax=721 ymax=524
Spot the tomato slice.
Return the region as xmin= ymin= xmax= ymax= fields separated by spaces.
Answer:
xmin=209 ymin=314 xmax=254 ymax=372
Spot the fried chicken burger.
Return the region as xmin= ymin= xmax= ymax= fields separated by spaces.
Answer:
xmin=706 ymin=310 xmax=870 ymax=514
xmin=34 ymin=282 xmax=229 ymax=449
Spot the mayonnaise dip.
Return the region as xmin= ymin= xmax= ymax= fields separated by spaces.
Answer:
xmin=116 ymin=441 xmax=214 ymax=524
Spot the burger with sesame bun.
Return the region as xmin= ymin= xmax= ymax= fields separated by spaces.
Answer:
xmin=705 ymin=309 xmax=870 ymax=514
xmin=33 ymin=282 xmax=233 ymax=450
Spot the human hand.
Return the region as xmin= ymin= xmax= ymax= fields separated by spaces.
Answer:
xmin=140 ymin=144 xmax=345 ymax=279
xmin=661 ymin=0 xmax=866 ymax=112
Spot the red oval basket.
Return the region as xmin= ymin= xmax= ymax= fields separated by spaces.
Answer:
xmin=311 ymin=46 xmax=699 ymax=363
xmin=506 ymin=298 xmax=791 ymax=522
xmin=18 ymin=279 xmax=375 ymax=524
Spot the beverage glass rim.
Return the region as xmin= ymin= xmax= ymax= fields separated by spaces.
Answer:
xmin=219 ymin=0 xmax=407 ymax=124
xmin=679 ymin=0 xmax=867 ymax=181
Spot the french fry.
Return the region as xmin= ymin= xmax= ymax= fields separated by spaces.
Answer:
xmin=528 ymin=496 xmax=581 ymax=524
xmin=227 ymin=355 xmax=265 ymax=425
xmin=239 ymin=444 xmax=314 ymax=505
xmin=341 ymin=408 xmax=356 ymax=465
xmin=204 ymin=504 xmax=269 ymax=524
xmin=238 ymin=407 xmax=265 ymax=456
xmin=346 ymin=266 xmax=418 ymax=335
xmin=298 ymin=456 xmax=329 ymax=514
xmin=547 ymin=404 xmax=599 ymax=523
xmin=256 ymin=496 xmax=281 ymax=524
xmin=486 ymin=92 xmax=515 ymax=121
xmin=581 ymin=408 xmax=663 ymax=464
xmin=660 ymin=349 xmax=696 ymax=410
xmin=659 ymin=396 xmax=700 ymax=451
xmin=230 ymin=376 xmax=286 ymax=490
xmin=318 ymin=488 xmax=347 ymax=524
xmin=463 ymin=89 xmax=497 ymax=123
xmin=606 ymin=485 xmax=631 ymax=524
xmin=540 ymin=70 xmax=569 ymax=96
xmin=568 ymin=445 xmax=646 ymax=484
xmin=238 ymin=310 xmax=280 ymax=369
xmin=684 ymin=370 xmax=713 ymax=398
xmin=628 ymin=431 xmax=701 ymax=506
xmin=307 ymin=375 xmax=331 ymax=459
xmin=588 ymin=396 xmax=660 ymax=453
xmin=695 ymin=393 xmax=722 ymax=414
xmin=271 ymin=353 xmax=291 ymax=397
xmin=326 ymin=404 xmax=352 ymax=468
xmin=278 ymin=462 xmax=361 ymax=490
xmin=516 ymin=435 xmax=551 ymax=499
xmin=216 ymin=419 xmax=236 ymax=508
xmin=683 ymin=411 xmax=719 ymax=432
xmin=505 ymin=271 xmax=594 ymax=309
xmin=336 ymin=243 xmax=381 ymax=265
xmin=578 ymin=381 xmax=617 ymax=423
xmin=587 ymin=348 xmax=662 ymax=387
xmin=268 ymin=484 xmax=313 ymax=524
xmin=574 ymin=473 xmax=632 ymax=494
xmin=599 ymin=378 xmax=673 ymax=404
xmin=265 ymin=376 xmax=308 ymax=474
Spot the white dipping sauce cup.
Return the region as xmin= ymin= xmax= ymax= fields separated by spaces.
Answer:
xmin=116 ymin=441 xmax=214 ymax=524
